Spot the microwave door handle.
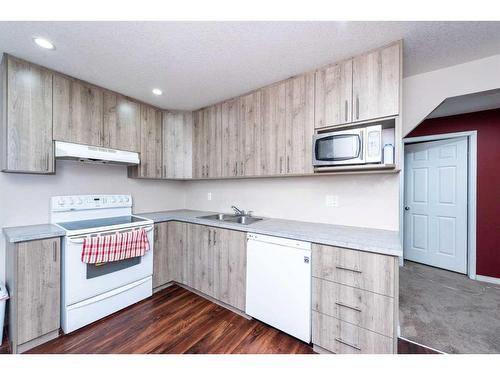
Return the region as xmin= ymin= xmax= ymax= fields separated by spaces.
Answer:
xmin=357 ymin=131 xmax=364 ymax=161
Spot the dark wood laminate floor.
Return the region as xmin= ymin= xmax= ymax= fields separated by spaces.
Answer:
xmin=0 ymin=285 xmax=439 ymax=354
xmin=26 ymin=285 xmax=315 ymax=354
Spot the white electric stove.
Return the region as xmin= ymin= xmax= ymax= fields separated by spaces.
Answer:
xmin=51 ymin=194 xmax=154 ymax=333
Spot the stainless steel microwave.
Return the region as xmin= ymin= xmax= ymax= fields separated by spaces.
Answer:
xmin=312 ymin=125 xmax=382 ymax=166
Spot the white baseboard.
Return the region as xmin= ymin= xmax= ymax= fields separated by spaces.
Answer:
xmin=476 ymin=274 xmax=500 ymax=285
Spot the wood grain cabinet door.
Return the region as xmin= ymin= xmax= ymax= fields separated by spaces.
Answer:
xmin=315 ymin=59 xmax=353 ymax=128
xmin=214 ymin=228 xmax=246 ymax=310
xmin=192 ymin=109 xmax=207 ymax=178
xmin=186 ymin=223 xmax=214 ymax=297
xmin=285 ymin=73 xmax=315 ymax=174
xmin=162 ymin=111 xmax=193 ymax=179
xmin=135 ymin=104 xmax=162 ymax=178
xmin=221 ymin=98 xmax=240 ymax=177
xmin=152 ymin=222 xmax=169 ymax=288
xmin=4 ymin=56 xmax=54 ymax=173
xmin=239 ymin=91 xmax=261 ymax=177
xmin=16 ymin=238 xmax=60 ymax=345
xmin=53 ymin=74 xmax=104 ymax=146
xmin=352 ymin=42 xmax=400 ymax=122
xmin=103 ymin=91 xmax=141 ymax=152
xmin=166 ymin=221 xmax=187 ymax=283
xmin=260 ymin=82 xmax=286 ymax=176
xmin=206 ymin=104 xmax=222 ymax=178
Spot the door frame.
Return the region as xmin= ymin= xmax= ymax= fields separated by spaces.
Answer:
xmin=402 ymin=131 xmax=477 ymax=279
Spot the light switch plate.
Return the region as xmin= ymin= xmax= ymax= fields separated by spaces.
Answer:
xmin=207 ymin=192 xmax=212 ymax=201
xmin=325 ymin=195 xmax=339 ymax=207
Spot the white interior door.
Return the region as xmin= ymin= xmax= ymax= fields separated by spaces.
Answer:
xmin=404 ymin=137 xmax=468 ymax=273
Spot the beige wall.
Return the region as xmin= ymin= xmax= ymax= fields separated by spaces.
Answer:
xmin=0 ymin=160 xmax=185 ymax=282
xmin=403 ymin=53 xmax=500 ymax=136
xmin=183 ymin=174 xmax=400 ymax=231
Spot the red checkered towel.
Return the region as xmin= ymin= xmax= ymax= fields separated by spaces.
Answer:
xmin=81 ymin=228 xmax=150 ymax=264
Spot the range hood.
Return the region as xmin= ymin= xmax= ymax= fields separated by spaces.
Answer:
xmin=55 ymin=141 xmax=140 ymax=166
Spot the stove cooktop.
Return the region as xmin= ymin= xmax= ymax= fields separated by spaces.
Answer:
xmin=57 ymin=215 xmax=149 ymax=231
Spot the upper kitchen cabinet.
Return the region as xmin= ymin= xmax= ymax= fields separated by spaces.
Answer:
xmin=128 ymin=104 xmax=162 ymax=179
xmin=53 ymin=74 xmax=104 ymax=146
xmin=239 ymin=91 xmax=262 ymax=177
xmin=103 ymin=91 xmax=141 ymax=152
xmin=193 ymin=104 xmax=222 ymax=179
xmin=315 ymin=59 xmax=353 ymax=129
xmin=285 ymin=73 xmax=315 ymax=174
xmin=162 ymin=111 xmax=193 ymax=179
xmin=1 ymin=55 xmax=54 ymax=173
xmin=352 ymin=42 xmax=401 ymax=122
xmin=260 ymin=81 xmax=287 ymax=176
xmin=221 ymin=98 xmax=240 ymax=177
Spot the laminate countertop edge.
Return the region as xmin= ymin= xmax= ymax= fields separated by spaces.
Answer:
xmin=136 ymin=210 xmax=402 ymax=257
xmin=3 ymin=224 xmax=65 ymax=243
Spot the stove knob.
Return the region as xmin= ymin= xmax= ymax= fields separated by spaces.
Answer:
xmin=58 ymin=198 xmax=66 ymax=206
xmin=111 ymin=197 xmax=117 ymax=203
xmin=77 ymin=198 xmax=83 ymax=205
xmin=68 ymin=198 xmax=74 ymax=205
xmin=119 ymin=197 xmax=124 ymax=203
xmin=124 ymin=197 xmax=130 ymax=203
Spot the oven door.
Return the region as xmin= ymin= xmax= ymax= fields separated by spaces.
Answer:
xmin=62 ymin=225 xmax=154 ymax=306
xmin=313 ymin=128 xmax=365 ymax=166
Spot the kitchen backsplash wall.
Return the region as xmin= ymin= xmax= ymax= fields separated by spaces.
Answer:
xmin=183 ymin=174 xmax=400 ymax=231
xmin=0 ymin=161 xmax=185 ymax=282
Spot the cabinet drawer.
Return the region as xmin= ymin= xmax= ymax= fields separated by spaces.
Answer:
xmin=312 ymin=311 xmax=393 ymax=354
xmin=312 ymin=244 xmax=395 ymax=297
xmin=312 ymin=277 xmax=394 ymax=337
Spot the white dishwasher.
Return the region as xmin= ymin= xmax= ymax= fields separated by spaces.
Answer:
xmin=245 ymin=233 xmax=311 ymax=343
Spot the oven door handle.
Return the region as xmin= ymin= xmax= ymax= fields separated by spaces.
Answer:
xmin=68 ymin=225 xmax=154 ymax=244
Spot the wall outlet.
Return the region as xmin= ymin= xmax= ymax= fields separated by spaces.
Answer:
xmin=325 ymin=195 xmax=339 ymax=207
xmin=207 ymin=192 xmax=212 ymax=201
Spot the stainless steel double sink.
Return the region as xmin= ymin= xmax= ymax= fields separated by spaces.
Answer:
xmin=197 ymin=213 xmax=263 ymax=225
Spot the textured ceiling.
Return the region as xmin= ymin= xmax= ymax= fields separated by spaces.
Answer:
xmin=0 ymin=21 xmax=499 ymax=110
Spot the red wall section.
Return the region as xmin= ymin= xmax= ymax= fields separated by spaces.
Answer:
xmin=407 ymin=108 xmax=500 ymax=278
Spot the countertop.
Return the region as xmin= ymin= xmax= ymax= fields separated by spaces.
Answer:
xmin=136 ymin=209 xmax=402 ymax=257
xmin=2 ymin=210 xmax=402 ymax=257
xmin=3 ymin=224 xmax=66 ymax=243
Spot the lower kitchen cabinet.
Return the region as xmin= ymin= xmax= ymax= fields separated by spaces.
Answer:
xmin=153 ymin=221 xmax=187 ymax=289
xmin=311 ymin=243 xmax=398 ymax=354
xmin=214 ymin=228 xmax=246 ymax=310
xmin=5 ymin=237 xmax=61 ymax=354
xmin=186 ymin=223 xmax=215 ymax=297
xmin=154 ymin=222 xmax=246 ymax=312
xmin=152 ymin=222 xmax=169 ymax=289
xmin=312 ymin=311 xmax=393 ymax=354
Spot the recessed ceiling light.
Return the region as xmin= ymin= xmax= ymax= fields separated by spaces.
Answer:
xmin=33 ymin=37 xmax=55 ymax=50
xmin=152 ymin=88 xmax=163 ymax=96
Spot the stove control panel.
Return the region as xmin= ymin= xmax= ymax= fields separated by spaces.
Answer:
xmin=51 ymin=194 xmax=132 ymax=211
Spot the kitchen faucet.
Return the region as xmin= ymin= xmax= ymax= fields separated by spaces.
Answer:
xmin=231 ymin=205 xmax=251 ymax=216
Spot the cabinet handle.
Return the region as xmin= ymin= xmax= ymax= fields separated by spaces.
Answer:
xmin=163 ymin=165 xmax=166 ymax=178
xmin=344 ymin=100 xmax=348 ymax=122
xmin=208 ymin=230 xmax=211 ymax=245
xmin=154 ymin=226 xmax=158 ymax=238
xmin=235 ymin=161 xmax=238 ymax=176
xmin=336 ymin=265 xmax=362 ymax=273
xmin=45 ymin=155 xmax=49 ymax=171
xmin=279 ymin=157 xmax=283 ymax=174
xmin=240 ymin=161 xmax=244 ymax=176
xmin=356 ymin=96 xmax=359 ymax=120
xmin=335 ymin=338 xmax=361 ymax=351
xmin=213 ymin=231 xmax=216 ymax=246
xmin=287 ymin=156 xmax=290 ymax=173
xmin=53 ymin=241 xmax=57 ymax=262
xmin=206 ymin=164 xmax=209 ymax=178
xmin=335 ymin=301 xmax=362 ymax=312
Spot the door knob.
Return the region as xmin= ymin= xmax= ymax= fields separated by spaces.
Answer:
xmin=404 ymin=206 xmax=410 ymax=211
